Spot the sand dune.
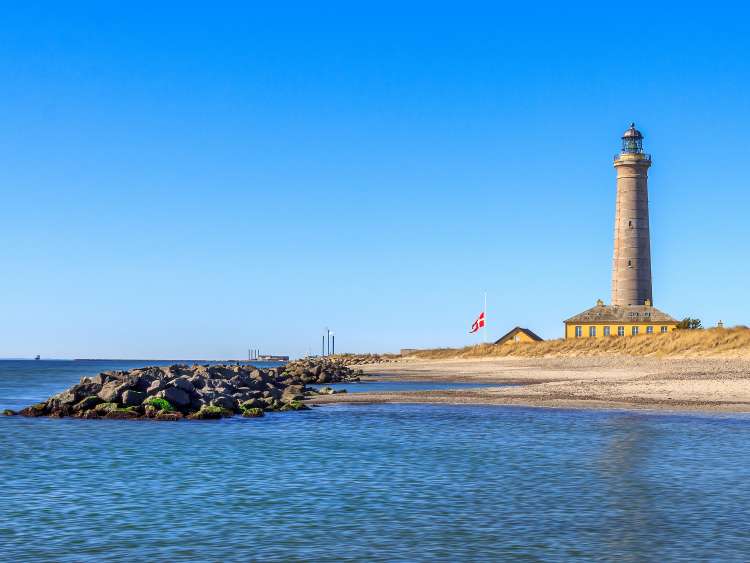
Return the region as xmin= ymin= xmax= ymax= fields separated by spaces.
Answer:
xmin=406 ymin=327 xmax=750 ymax=360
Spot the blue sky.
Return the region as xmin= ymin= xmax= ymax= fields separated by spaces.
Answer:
xmin=1 ymin=2 xmax=748 ymax=359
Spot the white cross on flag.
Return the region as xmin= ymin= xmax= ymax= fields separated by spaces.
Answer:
xmin=469 ymin=311 xmax=485 ymax=333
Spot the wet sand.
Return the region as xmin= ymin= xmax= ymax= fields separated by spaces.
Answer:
xmin=309 ymin=357 xmax=750 ymax=413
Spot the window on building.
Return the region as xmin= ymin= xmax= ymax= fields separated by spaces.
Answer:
xmin=617 ymin=326 xmax=625 ymax=336
xmin=628 ymin=220 xmax=633 ymax=228
xmin=628 ymin=259 xmax=632 ymax=267
xmin=603 ymin=326 xmax=611 ymax=337
xmin=661 ymin=326 xmax=669 ymax=334
xmin=575 ymin=326 xmax=582 ymax=338
xmin=514 ymin=335 xmax=520 ymax=343
xmin=589 ymin=326 xmax=596 ymax=337
xmin=646 ymin=326 xmax=654 ymax=334
xmin=632 ymin=326 xmax=639 ymax=336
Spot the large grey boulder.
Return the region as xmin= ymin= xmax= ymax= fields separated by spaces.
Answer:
xmin=134 ymin=373 xmax=159 ymax=392
xmin=232 ymin=391 xmax=251 ymax=402
xmin=282 ymin=385 xmax=305 ymax=402
xmin=172 ymin=377 xmax=195 ymax=393
xmin=214 ymin=384 xmax=235 ymax=395
xmin=147 ymin=380 xmax=164 ymax=395
xmin=158 ymin=387 xmax=190 ymax=407
xmin=187 ymin=376 xmax=205 ymax=389
xmin=240 ymin=398 xmax=263 ymax=410
xmin=89 ymin=374 xmax=108 ymax=385
xmin=262 ymin=388 xmax=282 ymax=400
xmin=73 ymin=395 xmax=102 ymax=412
xmin=250 ymin=369 xmax=266 ymax=381
xmin=98 ymin=381 xmax=129 ymax=402
xmin=189 ymin=395 xmax=205 ymax=411
xmin=210 ymin=395 xmax=236 ymax=411
xmin=198 ymin=390 xmax=218 ymax=402
xmin=52 ymin=389 xmax=80 ymax=407
xmin=122 ymin=390 xmax=146 ymax=406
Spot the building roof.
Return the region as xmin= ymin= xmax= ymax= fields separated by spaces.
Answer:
xmin=564 ymin=302 xmax=677 ymax=324
xmin=494 ymin=326 xmax=544 ymax=345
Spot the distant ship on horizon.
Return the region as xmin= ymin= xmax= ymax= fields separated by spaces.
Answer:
xmin=34 ymin=355 xmax=40 ymax=361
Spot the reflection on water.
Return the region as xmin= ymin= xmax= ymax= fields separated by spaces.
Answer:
xmin=597 ymin=416 xmax=661 ymax=559
xmin=2 ymin=361 xmax=750 ymax=561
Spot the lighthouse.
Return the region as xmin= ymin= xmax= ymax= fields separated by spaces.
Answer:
xmin=563 ymin=124 xmax=677 ymax=339
xmin=612 ymin=123 xmax=653 ymax=307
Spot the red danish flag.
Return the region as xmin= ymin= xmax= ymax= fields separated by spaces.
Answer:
xmin=470 ymin=311 xmax=485 ymax=333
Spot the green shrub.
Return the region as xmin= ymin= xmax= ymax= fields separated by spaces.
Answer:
xmin=144 ymin=397 xmax=174 ymax=412
xmin=241 ymin=408 xmax=264 ymax=418
xmin=676 ymin=317 xmax=703 ymax=330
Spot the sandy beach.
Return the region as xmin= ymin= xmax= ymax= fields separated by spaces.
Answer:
xmin=310 ymin=357 xmax=750 ymax=413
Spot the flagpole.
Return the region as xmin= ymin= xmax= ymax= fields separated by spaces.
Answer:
xmin=483 ymin=291 xmax=487 ymax=344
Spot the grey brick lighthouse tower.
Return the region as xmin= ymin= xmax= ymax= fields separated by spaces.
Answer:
xmin=563 ymin=124 xmax=677 ymax=338
xmin=611 ymin=123 xmax=653 ymax=307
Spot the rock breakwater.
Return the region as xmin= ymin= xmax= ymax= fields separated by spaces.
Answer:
xmin=12 ymin=358 xmax=362 ymax=421
xmin=332 ymin=353 xmax=399 ymax=365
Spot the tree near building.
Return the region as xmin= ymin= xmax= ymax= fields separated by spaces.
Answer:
xmin=676 ymin=318 xmax=702 ymax=330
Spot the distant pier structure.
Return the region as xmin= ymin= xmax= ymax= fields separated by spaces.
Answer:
xmin=612 ymin=123 xmax=653 ymax=307
xmin=248 ymin=347 xmax=288 ymax=362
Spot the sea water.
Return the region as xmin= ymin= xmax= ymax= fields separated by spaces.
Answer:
xmin=2 ymin=360 xmax=750 ymax=561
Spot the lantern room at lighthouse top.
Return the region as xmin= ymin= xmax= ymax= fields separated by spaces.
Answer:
xmin=615 ymin=123 xmax=651 ymax=162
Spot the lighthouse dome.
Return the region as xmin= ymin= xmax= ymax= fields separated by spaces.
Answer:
xmin=622 ymin=122 xmax=643 ymax=139
xmin=620 ymin=122 xmax=646 ymax=155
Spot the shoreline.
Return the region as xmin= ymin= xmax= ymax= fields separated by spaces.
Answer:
xmin=310 ymin=356 xmax=750 ymax=414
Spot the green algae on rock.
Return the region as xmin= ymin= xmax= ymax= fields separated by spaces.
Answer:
xmin=144 ymin=397 xmax=174 ymax=412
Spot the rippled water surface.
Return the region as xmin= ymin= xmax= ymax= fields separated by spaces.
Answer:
xmin=3 ymin=360 xmax=750 ymax=561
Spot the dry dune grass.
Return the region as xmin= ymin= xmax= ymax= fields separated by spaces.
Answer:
xmin=408 ymin=327 xmax=750 ymax=360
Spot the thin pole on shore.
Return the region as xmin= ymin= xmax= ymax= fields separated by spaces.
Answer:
xmin=331 ymin=333 xmax=335 ymax=355
xmin=327 ymin=329 xmax=330 ymax=356
xmin=484 ymin=292 xmax=488 ymax=344
xmin=322 ymin=334 xmax=325 ymax=356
